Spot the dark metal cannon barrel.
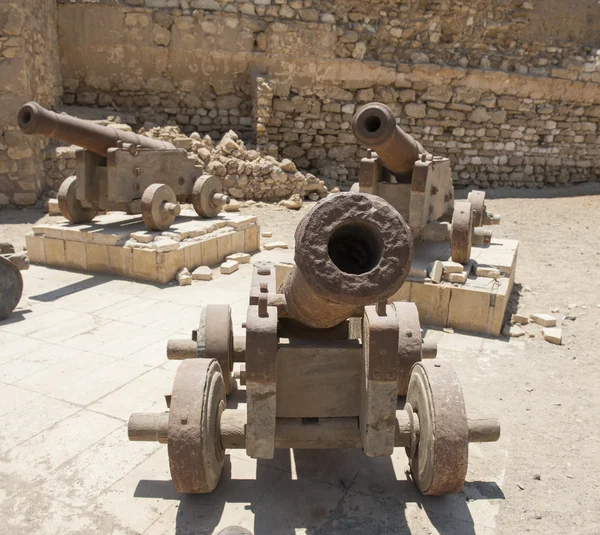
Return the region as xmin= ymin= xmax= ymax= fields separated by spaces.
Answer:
xmin=17 ymin=101 xmax=175 ymax=156
xmin=352 ymin=102 xmax=429 ymax=177
xmin=280 ymin=192 xmax=413 ymax=329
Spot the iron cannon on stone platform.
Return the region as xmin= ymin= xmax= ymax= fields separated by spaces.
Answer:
xmin=18 ymin=102 xmax=230 ymax=231
xmin=128 ymin=192 xmax=500 ymax=496
xmin=352 ymin=102 xmax=500 ymax=264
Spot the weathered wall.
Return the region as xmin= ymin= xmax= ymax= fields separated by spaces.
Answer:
xmin=55 ymin=0 xmax=600 ymax=189
xmin=0 ymin=0 xmax=62 ymax=205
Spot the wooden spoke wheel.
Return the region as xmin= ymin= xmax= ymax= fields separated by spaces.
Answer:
xmin=57 ymin=176 xmax=97 ymax=223
xmin=141 ymin=183 xmax=180 ymax=231
xmin=393 ymin=301 xmax=423 ymax=396
xmin=467 ymin=190 xmax=486 ymax=227
xmin=197 ymin=305 xmax=234 ymax=395
xmin=0 ymin=256 xmax=23 ymax=320
xmin=192 ymin=175 xmax=225 ymax=218
xmin=450 ymin=200 xmax=473 ymax=265
xmin=168 ymin=358 xmax=226 ymax=494
xmin=406 ymin=361 xmax=469 ymax=496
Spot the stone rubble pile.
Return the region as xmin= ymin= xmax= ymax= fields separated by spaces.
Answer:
xmin=141 ymin=124 xmax=329 ymax=202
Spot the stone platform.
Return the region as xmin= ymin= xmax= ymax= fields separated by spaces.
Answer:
xmin=274 ymin=238 xmax=518 ymax=337
xmin=25 ymin=210 xmax=260 ymax=284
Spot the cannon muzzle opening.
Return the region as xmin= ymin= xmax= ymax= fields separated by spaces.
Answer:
xmin=281 ymin=192 xmax=413 ymax=329
xmin=352 ymin=102 xmax=429 ymax=177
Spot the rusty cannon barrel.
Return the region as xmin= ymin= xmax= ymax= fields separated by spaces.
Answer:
xmin=17 ymin=101 xmax=175 ymax=156
xmin=352 ymin=102 xmax=429 ymax=177
xmin=280 ymin=192 xmax=413 ymax=329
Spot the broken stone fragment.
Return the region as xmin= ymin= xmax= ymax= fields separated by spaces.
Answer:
xmin=441 ymin=260 xmax=463 ymax=273
xmin=511 ymin=313 xmax=529 ymax=325
xmin=177 ymin=267 xmax=192 ymax=286
xmin=226 ymin=253 xmax=250 ymax=264
xmin=279 ymin=194 xmax=303 ymax=210
xmin=428 ymin=260 xmax=443 ymax=284
xmin=542 ymin=327 xmax=562 ymax=345
xmin=261 ymin=231 xmax=273 ymax=238
xmin=192 ymin=266 xmax=212 ymax=281
xmin=220 ymin=260 xmax=239 ymax=274
xmin=530 ymin=313 xmax=557 ymax=327
xmin=503 ymin=324 xmax=525 ymax=338
xmin=264 ymin=241 xmax=289 ymax=250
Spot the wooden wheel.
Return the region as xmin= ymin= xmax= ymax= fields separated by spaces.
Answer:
xmin=141 ymin=183 xmax=180 ymax=231
xmin=406 ymin=361 xmax=469 ymax=496
xmin=57 ymin=176 xmax=97 ymax=223
xmin=0 ymin=256 xmax=23 ymax=320
xmin=192 ymin=175 xmax=227 ymax=218
xmin=467 ymin=190 xmax=486 ymax=227
xmin=197 ymin=305 xmax=234 ymax=395
xmin=450 ymin=200 xmax=473 ymax=264
xmin=393 ymin=301 xmax=423 ymax=396
xmin=168 ymin=358 xmax=226 ymax=493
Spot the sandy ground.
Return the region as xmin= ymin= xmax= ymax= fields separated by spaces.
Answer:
xmin=0 ymin=182 xmax=599 ymax=534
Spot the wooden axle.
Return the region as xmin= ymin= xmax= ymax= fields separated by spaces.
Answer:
xmin=128 ymin=409 xmax=500 ymax=449
xmin=167 ymin=336 xmax=437 ymax=362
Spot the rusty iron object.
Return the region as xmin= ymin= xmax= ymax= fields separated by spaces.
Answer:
xmin=129 ymin=191 xmax=501 ymax=496
xmin=0 ymin=243 xmax=29 ymax=320
xmin=281 ymin=192 xmax=413 ymax=329
xmin=352 ymin=102 xmax=501 ymax=265
xmin=18 ymin=102 xmax=229 ymax=230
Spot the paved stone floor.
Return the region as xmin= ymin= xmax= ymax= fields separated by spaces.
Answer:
xmin=0 ymin=254 xmax=519 ymax=535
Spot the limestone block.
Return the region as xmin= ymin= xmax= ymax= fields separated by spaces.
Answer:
xmin=503 ymin=325 xmax=525 ymax=338
xmin=531 ymin=313 xmax=557 ymax=327
xmin=25 ymin=234 xmax=46 ymax=264
xmin=410 ymin=282 xmax=451 ymax=327
xmin=217 ymin=232 xmax=234 ymax=260
xmin=226 ymin=253 xmax=250 ymax=264
xmin=261 ymin=231 xmax=273 ymax=238
xmin=543 ymin=328 xmax=562 ymax=345
xmin=86 ymin=243 xmax=110 ymax=273
xmin=48 ymin=199 xmax=60 ymax=215
xmin=45 ymin=239 xmax=66 ymax=267
xmin=192 ymin=266 xmax=213 ymax=281
xmin=448 ymin=285 xmax=491 ymax=333
xmin=428 ymin=260 xmax=443 ymax=283
xmin=201 ymin=236 xmax=219 ymax=266
xmin=264 ymin=241 xmax=288 ymax=250
xmin=177 ymin=267 xmax=192 ymax=286
xmin=65 ymin=241 xmax=87 ymax=271
xmin=244 ymin=226 xmax=260 ymax=253
xmin=154 ymin=238 xmax=180 ymax=253
xmin=475 ymin=265 xmax=501 ymax=279
xmin=232 ymin=229 xmax=245 ymax=253
xmin=275 ymin=261 xmax=295 ymax=290
xmin=133 ymin=248 xmax=158 ymax=282
xmin=108 ymin=246 xmax=133 ymax=279
xmin=441 ymin=261 xmax=463 ymax=273
xmin=511 ymin=313 xmax=529 ymax=325
xmin=157 ymin=249 xmax=185 ymax=285
xmin=220 ymin=260 xmax=239 ymax=274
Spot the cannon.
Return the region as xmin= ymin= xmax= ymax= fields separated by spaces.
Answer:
xmin=352 ymin=102 xmax=500 ymax=264
xmin=18 ymin=102 xmax=230 ymax=230
xmin=128 ymin=192 xmax=501 ymax=496
xmin=0 ymin=242 xmax=29 ymax=320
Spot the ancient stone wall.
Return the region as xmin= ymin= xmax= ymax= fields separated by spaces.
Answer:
xmin=0 ymin=0 xmax=62 ymax=205
xmin=2 ymin=0 xmax=600 ymax=203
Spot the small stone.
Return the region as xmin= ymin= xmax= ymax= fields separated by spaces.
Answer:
xmin=503 ymin=324 xmax=525 ymax=338
xmin=177 ymin=267 xmax=192 ymax=286
xmin=429 ymin=260 xmax=443 ymax=284
xmin=307 ymin=192 xmax=320 ymax=202
xmin=192 ymin=266 xmax=213 ymax=281
xmin=530 ymin=313 xmax=557 ymax=327
xmin=223 ymin=200 xmax=241 ymax=212
xmin=511 ymin=314 xmax=529 ymax=325
xmin=261 ymin=231 xmax=273 ymax=238
xmin=131 ymin=231 xmax=156 ymax=244
xmin=568 ymin=304 xmax=578 ymax=310
xmin=563 ymin=314 xmax=576 ymax=321
xmin=279 ymin=194 xmax=303 ymax=210
xmin=442 ymin=327 xmax=454 ymax=334
xmin=533 ymin=474 xmax=541 ymax=481
xmin=475 ymin=265 xmax=501 ymax=279
xmin=551 ymin=307 xmax=560 ymax=313
xmin=441 ymin=261 xmax=463 ymax=273
xmin=543 ymin=327 xmax=562 ymax=345
xmin=48 ymin=198 xmax=61 ymax=215
xmin=264 ymin=241 xmax=288 ymax=250
xmin=220 ymin=260 xmax=239 ymax=274
xmin=443 ymin=270 xmax=469 ymax=284
xmin=226 ymin=253 xmax=250 ymax=264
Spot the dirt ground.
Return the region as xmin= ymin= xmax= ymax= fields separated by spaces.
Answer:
xmin=1 ymin=182 xmax=600 ymax=534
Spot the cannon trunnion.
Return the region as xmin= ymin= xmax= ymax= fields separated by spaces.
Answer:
xmin=18 ymin=102 xmax=229 ymax=230
xmin=127 ymin=192 xmax=501 ymax=496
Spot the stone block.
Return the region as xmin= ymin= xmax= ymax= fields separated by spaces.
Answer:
xmin=511 ymin=313 xmax=529 ymax=325
xmin=226 ymin=253 xmax=250 ymax=264
xmin=531 ymin=313 xmax=557 ymax=327
xmin=108 ymin=247 xmax=133 ymax=279
xmin=177 ymin=267 xmax=192 ymax=286
xmin=264 ymin=240 xmax=288 ymax=250
xmin=220 ymin=260 xmax=239 ymax=274
xmin=503 ymin=324 xmax=525 ymax=338
xmin=428 ymin=260 xmax=443 ymax=283
xmin=133 ymin=248 xmax=158 ymax=282
xmin=45 ymin=239 xmax=66 ymax=267
xmin=475 ymin=265 xmax=501 ymax=279
xmin=275 ymin=261 xmax=295 ymax=290
xmin=192 ymin=266 xmax=213 ymax=281
xmin=154 ymin=238 xmax=180 ymax=253
xmin=201 ymin=236 xmax=219 ymax=266
xmin=86 ymin=243 xmax=109 ymax=273
xmin=447 ymin=285 xmax=491 ymax=333
xmin=244 ymin=226 xmax=260 ymax=253
xmin=217 ymin=232 xmax=234 ymax=260
xmin=48 ymin=199 xmax=61 ymax=215
xmin=232 ymin=230 xmax=245 ymax=253
xmin=543 ymin=327 xmax=562 ymax=345
xmin=64 ymin=241 xmax=87 ymax=271
xmin=410 ymin=282 xmax=450 ymax=327
xmin=25 ymin=234 xmax=46 ymax=264
xmin=441 ymin=260 xmax=463 ymax=273
xmin=157 ymin=249 xmax=185 ymax=284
